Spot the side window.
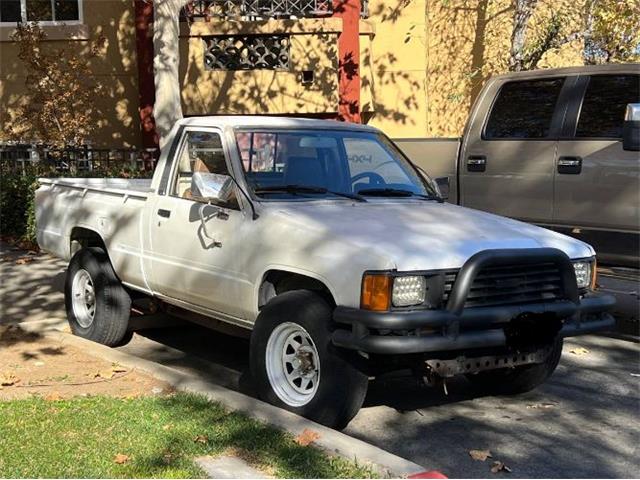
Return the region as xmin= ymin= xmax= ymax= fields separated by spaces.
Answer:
xmin=484 ymin=78 xmax=565 ymax=139
xmin=576 ymin=75 xmax=640 ymax=138
xmin=172 ymin=131 xmax=238 ymax=207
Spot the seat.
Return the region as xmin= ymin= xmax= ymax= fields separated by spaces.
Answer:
xmin=283 ymin=156 xmax=327 ymax=188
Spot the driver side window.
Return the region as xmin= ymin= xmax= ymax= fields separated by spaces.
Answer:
xmin=172 ymin=131 xmax=238 ymax=208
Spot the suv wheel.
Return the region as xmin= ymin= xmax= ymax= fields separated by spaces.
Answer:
xmin=250 ymin=290 xmax=368 ymax=429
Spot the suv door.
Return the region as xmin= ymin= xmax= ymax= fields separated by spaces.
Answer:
xmin=553 ymin=73 xmax=640 ymax=265
xmin=460 ymin=77 xmax=565 ymax=223
xmin=147 ymin=127 xmax=253 ymax=322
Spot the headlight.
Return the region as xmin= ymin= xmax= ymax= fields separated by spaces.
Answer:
xmin=573 ymin=261 xmax=593 ymax=289
xmin=392 ymin=275 xmax=426 ymax=307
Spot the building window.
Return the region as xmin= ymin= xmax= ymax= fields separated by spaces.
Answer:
xmin=576 ymin=75 xmax=640 ymax=139
xmin=203 ymin=35 xmax=290 ymax=71
xmin=0 ymin=0 xmax=81 ymax=23
xmin=484 ymin=78 xmax=565 ymax=139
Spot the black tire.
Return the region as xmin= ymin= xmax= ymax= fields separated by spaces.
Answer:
xmin=64 ymin=247 xmax=131 ymax=346
xmin=466 ymin=337 xmax=563 ymax=395
xmin=250 ymin=290 xmax=368 ymax=429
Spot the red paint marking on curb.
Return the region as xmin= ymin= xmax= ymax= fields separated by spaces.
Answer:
xmin=408 ymin=471 xmax=448 ymax=479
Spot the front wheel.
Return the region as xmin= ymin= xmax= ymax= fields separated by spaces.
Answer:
xmin=250 ymin=290 xmax=368 ymax=429
xmin=466 ymin=337 xmax=563 ymax=395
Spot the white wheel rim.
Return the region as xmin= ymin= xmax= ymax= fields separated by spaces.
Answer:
xmin=71 ymin=269 xmax=96 ymax=328
xmin=265 ymin=322 xmax=320 ymax=407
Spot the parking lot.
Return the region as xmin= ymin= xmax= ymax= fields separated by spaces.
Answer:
xmin=2 ymin=242 xmax=639 ymax=478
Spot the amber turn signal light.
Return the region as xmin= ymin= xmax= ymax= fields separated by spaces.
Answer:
xmin=361 ymin=274 xmax=391 ymax=311
xmin=590 ymin=259 xmax=597 ymax=290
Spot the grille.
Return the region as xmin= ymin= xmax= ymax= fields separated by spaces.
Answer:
xmin=443 ymin=262 xmax=565 ymax=308
xmin=203 ymin=35 xmax=290 ymax=70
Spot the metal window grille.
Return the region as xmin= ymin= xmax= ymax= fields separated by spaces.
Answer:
xmin=182 ymin=0 xmax=369 ymax=19
xmin=203 ymin=35 xmax=290 ymax=70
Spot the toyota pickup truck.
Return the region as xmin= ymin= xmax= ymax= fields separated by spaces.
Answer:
xmin=397 ymin=64 xmax=640 ymax=268
xmin=36 ymin=116 xmax=615 ymax=429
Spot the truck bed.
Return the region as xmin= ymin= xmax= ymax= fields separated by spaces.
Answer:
xmin=36 ymin=177 xmax=152 ymax=291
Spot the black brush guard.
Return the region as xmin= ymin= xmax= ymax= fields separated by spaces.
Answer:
xmin=332 ymin=248 xmax=615 ymax=355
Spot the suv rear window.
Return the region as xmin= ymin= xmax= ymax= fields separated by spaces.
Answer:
xmin=484 ymin=78 xmax=565 ymax=139
xmin=576 ymin=75 xmax=640 ymax=138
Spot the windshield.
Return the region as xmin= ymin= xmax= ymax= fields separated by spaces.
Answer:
xmin=235 ymin=129 xmax=438 ymax=200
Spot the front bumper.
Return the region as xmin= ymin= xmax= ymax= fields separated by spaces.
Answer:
xmin=332 ymin=248 xmax=616 ymax=355
xmin=332 ymin=293 xmax=615 ymax=354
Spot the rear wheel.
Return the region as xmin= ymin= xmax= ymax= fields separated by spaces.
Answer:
xmin=250 ymin=290 xmax=368 ymax=429
xmin=65 ymin=247 xmax=131 ymax=346
xmin=466 ymin=337 xmax=563 ymax=395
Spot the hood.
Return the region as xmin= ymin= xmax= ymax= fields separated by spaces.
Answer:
xmin=267 ymin=200 xmax=594 ymax=271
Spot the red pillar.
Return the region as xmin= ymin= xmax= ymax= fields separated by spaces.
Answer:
xmin=332 ymin=0 xmax=361 ymax=123
xmin=134 ymin=0 xmax=158 ymax=148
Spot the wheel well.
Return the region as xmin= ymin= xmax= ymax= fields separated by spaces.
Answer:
xmin=70 ymin=227 xmax=106 ymax=256
xmin=259 ymin=271 xmax=336 ymax=309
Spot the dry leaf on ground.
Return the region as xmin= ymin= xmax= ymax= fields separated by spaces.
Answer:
xmin=569 ymin=347 xmax=589 ymax=356
xmin=469 ymin=449 xmax=492 ymax=461
xmin=114 ymin=453 xmax=130 ymax=464
xmin=15 ymin=257 xmax=34 ymax=265
xmin=44 ymin=392 xmax=62 ymax=401
xmin=491 ymin=461 xmax=512 ymax=473
xmin=162 ymin=423 xmax=173 ymax=431
xmin=194 ymin=434 xmax=208 ymax=444
xmin=0 ymin=374 xmax=19 ymax=386
xmin=295 ymin=428 xmax=321 ymax=446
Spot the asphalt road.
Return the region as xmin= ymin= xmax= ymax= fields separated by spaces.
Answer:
xmin=3 ymin=241 xmax=639 ymax=478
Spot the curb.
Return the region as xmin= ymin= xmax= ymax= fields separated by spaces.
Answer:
xmin=20 ymin=323 xmax=429 ymax=478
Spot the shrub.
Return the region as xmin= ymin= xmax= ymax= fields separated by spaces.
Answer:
xmin=0 ymin=164 xmax=153 ymax=248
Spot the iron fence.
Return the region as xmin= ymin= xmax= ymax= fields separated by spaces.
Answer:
xmin=0 ymin=144 xmax=159 ymax=175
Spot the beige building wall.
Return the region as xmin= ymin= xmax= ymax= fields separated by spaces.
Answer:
xmin=0 ymin=0 xmax=141 ymax=148
xmin=0 ymin=0 xmax=589 ymax=147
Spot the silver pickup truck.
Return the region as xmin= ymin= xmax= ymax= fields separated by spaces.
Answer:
xmin=36 ymin=116 xmax=615 ymax=429
xmin=397 ymin=64 xmax=640 ymax=268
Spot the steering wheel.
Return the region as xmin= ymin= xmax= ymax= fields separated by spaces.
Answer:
xmin=351 ymin=171 xmax=385 ymax=188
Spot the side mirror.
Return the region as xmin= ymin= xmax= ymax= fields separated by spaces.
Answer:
xmin=191 ymin=172 xmax=234 ymax=203
xmin=623 ymin=103 xmax=640 ymax=151
xmin=434 ymin=176 xmax=450 ymax=200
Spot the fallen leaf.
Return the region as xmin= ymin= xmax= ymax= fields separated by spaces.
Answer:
xmin=569 ymin=347 xmax=589 ymax=356
xmin=15 ymin=257 xmax=34 ymax=265
xmin=295 ymin=428 xmax=321 ymax=446
xmin=491 ymin=461 xmax=512 ymax=473
xmin=162 ymin=424 xmax=173 ymax=431
xmin=95 ymin=370 xmax=114 ymax=380
xmin=44 ymin=392 xmax=62 ymax=401
xmin=194 ymin=435 xmax=208 ymax=444
xmin=469 ymin=449 xmax=492 ymax=461
xmin=0 ymin=374 xmax=19 ymax=386
xmin=114 ymin=454 xmax=130 ymax=465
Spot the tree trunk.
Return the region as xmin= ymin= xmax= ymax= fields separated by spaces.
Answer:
xmin=153 ymin=0 xmax=191 ymax=147
xmin=509 ymin=0 xmax=539 ymax=71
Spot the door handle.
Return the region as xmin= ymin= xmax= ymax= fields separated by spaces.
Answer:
xmin=557 ymin=156 xmax=582 ymax=174
xmin=467 ymin=155 xmax=487 ymax=172
xmin=157 ymin=209 xmax=171 ymax=218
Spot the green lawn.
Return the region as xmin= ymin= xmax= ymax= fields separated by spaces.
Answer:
xmin=0 ymin=393 xmax=374 ymax=478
